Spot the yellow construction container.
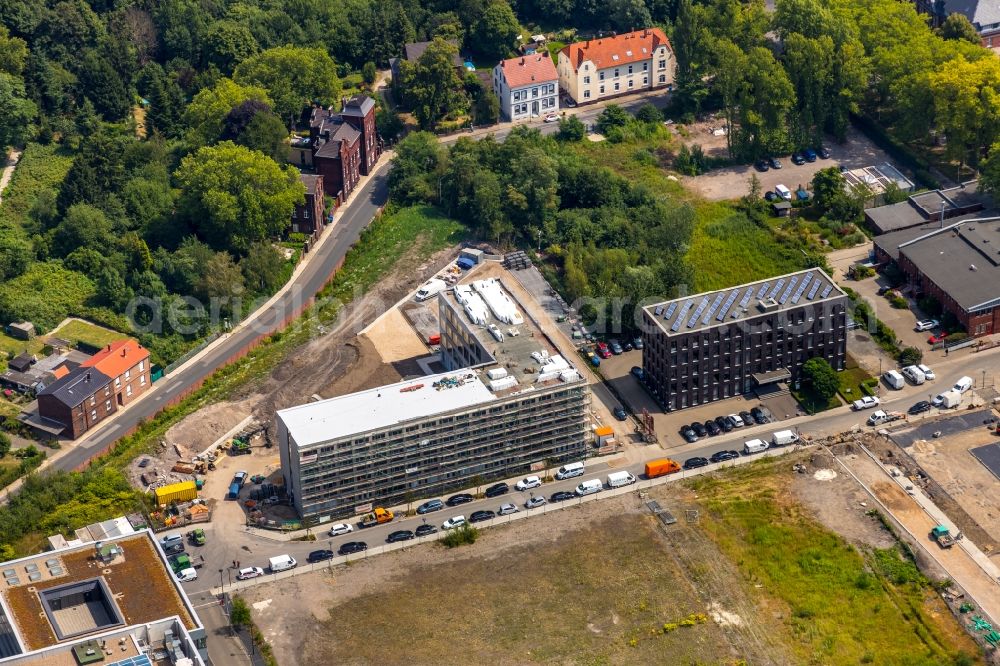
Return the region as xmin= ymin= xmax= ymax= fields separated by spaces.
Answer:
xmin=154 ymin=480 xmax=198 ymax=505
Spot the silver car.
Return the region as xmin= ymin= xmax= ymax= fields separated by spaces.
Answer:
xmin=524 ymin=496 xmax=547 ymax=509
xmin=498 ymin=503 xmax=519 ymax=516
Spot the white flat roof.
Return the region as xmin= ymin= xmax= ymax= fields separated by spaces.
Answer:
xmin=279 ymin=370 xmax=499 ymax=448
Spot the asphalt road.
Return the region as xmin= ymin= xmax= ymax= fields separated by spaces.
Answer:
xmin=51 ymin=173 xmax=391 ymax=472
xmin=170 ymin=348 xmax=1000 ymax=596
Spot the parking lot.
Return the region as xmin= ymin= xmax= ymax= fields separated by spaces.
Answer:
xmin=681 ymin=126 xmax=897 ymax=201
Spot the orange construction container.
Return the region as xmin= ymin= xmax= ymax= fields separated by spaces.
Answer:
xmin=644 ymin=459 xmax=681 ymax=479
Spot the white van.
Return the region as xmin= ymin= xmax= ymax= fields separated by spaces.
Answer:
xmin=771 ymin=430 xmax=799 ymax=447
xmin=901 ymin=365 xmax=925 ymax=385
xmin=575 ymin=479 xmax=603 ymax=496
xmin=774 ymin=184 xmax=792 ymax=201
xmin=415 ymin=278 xmax=447 ymax=302
xmin=606 ymin=471 xmax=636 ymax=488
xmin=268 ymin=554 xmax=297 ymax=573
xmin=883 ymin=370 xmax=905 ymax=390
xmin=176 ymin=568 xmax=197 ymax=583
xmin=953 ymin=376 xmax=973 ymax=393
xmin=555 ymin=461 xmax=585 ymax=480
xmin=743 ymin=438 xmax=769 ymax=455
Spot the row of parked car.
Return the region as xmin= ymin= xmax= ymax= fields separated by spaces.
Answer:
xmin=754 ymin=146 xmax=831 ymax=172
xmin=679 ymin=406 xmax=774 ymax=443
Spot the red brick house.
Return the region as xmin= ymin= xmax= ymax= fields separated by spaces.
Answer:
xmin=313 ymin=122 xmax=361 ymax=206
xmin=339 ymin=95 xmax=381 ymax=176
xmin=37 ymin=368 xmax=117 ymax=439
xmin=290 ymin=174 xmax=326 ymax=236
xmin=81 ymin=339 xmax=151 ymax=407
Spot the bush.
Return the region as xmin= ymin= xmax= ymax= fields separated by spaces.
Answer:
xmin=945 ymin=332 xmax=967 ymax=343
xmin=888 ymin=295 xmax=909 ymax=309
xmin=441 ymin=523 xmax=478 ymax=548
xmin=897 ymin=346 xmax=922 ymax=365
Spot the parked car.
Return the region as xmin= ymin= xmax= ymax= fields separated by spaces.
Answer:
xmin=516 ymin=475 xmax=542 ymax=491
xmin=337 ymin=541 xmax=368 ymax=555
xmin=415 ymin=524 xmax=438 ymax=536
xmin=543 ymin=113 xmax=559 ymax=123
xmin=755 ymin=159 xmax=770 ymax=172
xmin=683 ymin=456 xmax=710 ymax=470
xmin=525 ymin=496 xmax=547 ymax=509
xmin=681 ymin=428 xmax=698 ymax=443
xmin=908 ymin=401 xmax=931 ymax=415
xmin=562 ymin=96 xmax=577 ymax=107
xmin=550 ymin=491 xmax=575 ymax=503
xmin=710 ymin=450 xmax=740 ymax=463
xmin=764 ymin=191 xmax=778 ymax=202
xmin=691 ymin=422 xmax=708 ymax=437
xmin=469 ymin=510 xmax=496 ymax=523
xmin=769 ymin=156 xmax=783 ymax=169
xmin=446 ymin=493 xmax=474 ymax=506
xmin=750 ymin=407 xmax=768 ymax=424
xmin=328 ymin=522 xmax=354 ymax=536
xmin=416 ymin=499 xmax=444 ymax=514
xmin=632 ymin=337 xmax=644 ymax=350
xmin=484 ymin=482 xmax=509 ymax=498
xmin=609 ymin=340 xmax=623 ymax=355
xmin=442 ymin=516 xmax=467 ymax=530
xmin=622 ymin=341 xmax=633 ymax=352
xmin=791 ymin=152 xmax=805 ymax=165
xmin=630 ymin=366 xmax=645 ymax=380
xmin=915 ymin=319 xmax=939 ymax=332
xmin=704 ymin=420 xmax=720 ymax=436
xmin=727 ymin=413 xmax=745 ymax=428
xmin=928 ymin=333 xmax=947 ymax=344
xmin=818 ymin=146 xmax=831 ymax=159
xmin=236 ymin=566 xmax=264 ymax=580
xmin=715 ymin=415 xmax=734 ymax=433
xmin=803 ymin=148 xmax=817 ymax=162
xmin=851 ymin=396 xmax=881 ymax=411
xmin=739 ymin=410 xmax=754 ymax=427
xmin=596 ymin=342 xmax=612 ymax=358
xmin=307 ymin=549 xmax=334 ymax=563
xmin=386 ymin=530 xmax=415 ymax=543
xmin=498 ymin=503 xmax=519 ymax=516
xmin=613 ymin=406 xmax=628 ymax=421
xmin=918 ymin=364 xmax=936 ymax=381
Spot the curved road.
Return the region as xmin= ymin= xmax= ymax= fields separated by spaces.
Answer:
xmin=51 ymin=173 xmax=391 ymax=473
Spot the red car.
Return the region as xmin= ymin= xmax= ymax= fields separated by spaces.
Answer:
xmin=596 ymin=342 xmax=612 ymax=359
xmin=927 ymin=333 xmax=947 ymax=345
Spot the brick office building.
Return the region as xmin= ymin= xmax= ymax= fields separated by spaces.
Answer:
xmin=81 ymin=339 xmax=150 ymax=408
xmin=306 ymin=95 xmax=381 ymax=206
xmin=37 ymin=368 xmax=117 ymax=439
xmin=338 ymin=95 xmax=381 ymax=175
xmin=641 ymin=268 xmax=848 ymax=412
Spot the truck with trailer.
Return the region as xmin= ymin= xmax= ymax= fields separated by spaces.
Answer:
xmin=359 ymin=507 xmax=395 ymax=528
xmin=644 ymin=459 xmax=681 ymax=479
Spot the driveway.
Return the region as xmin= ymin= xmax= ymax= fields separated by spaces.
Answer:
xmin=848 ymin=273 xmax=940 ymax=353
xmin=683 ymin=126 xmax=897 ymax=201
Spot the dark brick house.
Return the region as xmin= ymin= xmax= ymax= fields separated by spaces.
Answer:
xmin=313 ymin=122 xmax=361 ymax=206
xmin=290 ymin=174 xmax=326 ymax=236
xmin=37 ymin=368 xmax=117 ymax=439
xmin=339 ymin=95 xmax=381 ymax=176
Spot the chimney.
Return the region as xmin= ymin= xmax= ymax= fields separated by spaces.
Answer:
xmin=121 ymin=348 xmax=126 ymax=357
xmin=521 ymin=57 xmax=525 ymax=65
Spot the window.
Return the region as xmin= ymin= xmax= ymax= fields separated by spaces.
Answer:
xmin=599 ymin=71 xmax=605 ymax=81
xmin=140 ymin=375 xmax=146 ymax=386
xmin=105 ymin=400 xmax=111 ymax=410
xmin=91 ymin=409 xmax=97 ymax=420
xmin=126 ymin=385 xmax=133 ymax=397
xmin=628 ymin=79 xmax=633 ymax=88
xmin=658 ymin=59 xmax=666 ymax=70
xmin=614 ymin=82 xmax=620 ymax=91
xmin=614 ymin=68 xmax=619 ymax=78
xmin=643 ymin=76 xmax=648 ymax=85
xmin=584 ymin=90 xmax=591 ymax=99
xmin=124 ymin=369 xmax=130 ymax=380
xmin=115 ymin=377 xmax=121 ymax=387
xmin=627 ymin=65 xmax=633 ymax=74
xmin=303 ymin=209 xmax=309 ymax=219
xmin=643 ymin=63 xmax=648 ymax=71
xmin=599 ymin=85 xmax=604 ymax=94
xmin=583 ymin=75 xmax=590 ymax=84
xmin=659 ymin=74 xmax=666 ymax=83
xmin=90 ymin=396 xmax=96 ymax=406
xmin=532 ymin=87 xmax=538 ymax=97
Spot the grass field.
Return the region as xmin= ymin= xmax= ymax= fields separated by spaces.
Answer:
xmin=50 ymin=319 xmax=128 ymax=349
xmin=687 ymin=460 xmax=981 ymax=665
xmin=311 ymin=514 xmax=730 ymax=665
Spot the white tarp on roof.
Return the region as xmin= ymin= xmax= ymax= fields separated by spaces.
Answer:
xmin=473 ymin=278 xmax=524 ymax=325
xmin=455 ymin=284 xmax=489 ymax=325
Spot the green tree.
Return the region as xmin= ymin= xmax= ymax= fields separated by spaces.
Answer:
xmin=234 ymin=45 xmax=342 ymax=123
xmin=204 ymin=20 xmax=259 ymax=72
xmin=0 ymin=432 xmax=10 ymax=458
xmin=183 ymin=78 xmax=272 ymax=147
xmin=175 ymin=142 xmax=305 ymax=252
xmin=802 ymin=357 xmax=838 ymax=401
xmin=939 ymin=13 xmax=980 ymax=43
xmin=0 ymin=73 xmax=36 ymax=147
xmin=220 ymin=100 xmax=288 ymax=161
xmin=229 ymin=596 xmax=252 ymax=629
xmin=671 ymin=0 xmax=711 ymax=113
xmin=898 ymin=346 xmax=923 ymax=365
xmin=472 ymin=1 xmax=519 ymax=62
xmin=608 ymin=0 xmax=653 ymax=32
xmin=240 ymin=242 xmax=285 ymax=294
xmin=145 ymin=67 xmax=186 ymax=138
xmin=195 ymin=251 xmax=244 ymax=311
xmin=557 ymin=114 xmax=586 ymax=141
xmin=397 ymin=38 xmax=465 ymax=129
xmin=0 ymin=230 xmax=32 ymax=280
xmin=52 ymin=204 xmax=113 ymax=256
xmin=78 ymin=50 xmax=131 ymax=121
xmin=363 ymin=0 xmax=416 ymax=66
xmin=635 ymin=103 xmax=663 ymax=124
xmin=95 ymin=265 xmax=132 ymax=310
xmin=596 ymin=104 xmax=630 ymax=134
xmin=376 ymin=106 xmax=404 ymax=143
xmin=811 ymin=166 xmax=847 ymax=213
xmin=362 ymin=61 xmax=377 ymax=85
xmin=927 ymin=56 xmax=1000 ymax=174
xmin=0 ymin=26 xmax=28 ymax=76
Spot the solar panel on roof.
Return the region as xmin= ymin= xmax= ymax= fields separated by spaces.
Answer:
xmin=663 ymin=302 xmax=677 ymax=319
xmin=670 ymin=301 xmax=693 ymax=332
xmin=820 ymin=285 xmax=833 ymax=299
xmin=687 ymin=297 xmax=710 ymax=328
xmin=703 ymin=293 xmax=725 ymax=324
xmin=756 ymin=282 xmax=770 ymax=299
xmin=108 ymin=656 xmax=152 ymax=666
xmin=767 ymin=278 xmax=785 ymax=299
xmin=778 ymin=276 xmax=798 ymax=304
xmin=791 ymin=274 xmax=811 ymax=304
xmin=654 ymin=305 xmax=663 ymax=316
xmin=739 ymin=286 xmax=754 ymax=309
xmin=807 ymin=280 xmax=821 ymax=300
xmin=717 ymin=290 xmax=740 ymax=321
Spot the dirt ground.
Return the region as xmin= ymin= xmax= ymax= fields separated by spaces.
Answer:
xmin=361 ymin=305 xmax=429 ymax=364
xmin=907 ymin=424 xmax=1000 ymax=549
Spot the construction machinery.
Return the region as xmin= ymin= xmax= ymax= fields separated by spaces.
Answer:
xmin=931 ymin=525 xmax=955 ymax=548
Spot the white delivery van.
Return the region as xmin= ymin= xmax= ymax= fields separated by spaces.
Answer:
xmin=953 ymin=376 xmax=973 ymax=393
xmin=771 ymin=430 xmax=799 ymax=447
xmin=606 ymin=471 xmax=636 ymax=488
xmin=774 ymin=184 xmax=792 ymax=201
xmin=883 ymin=370 xmax=905 ymax=390
xmin=901 ymin=365 xmax=925 ymax=385
xmin=575 ymin=479 xmax=603 ymax=496
xmin=743 ymin=438 xmax=769 ymax=455
xmin=940 ymin=390 xmax=962 ymax=409
xmin=415 ymin=278 xmax=447 ymax=302
xmin=268 ymin=554 xmax=297 ymax=573
xmin=176 ymin=568 xmax=197 ymax=583
xmin=555 ymin=461 xmax=585 ymax=480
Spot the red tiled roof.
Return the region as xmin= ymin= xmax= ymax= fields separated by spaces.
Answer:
xmin=498 ymin=54 xmax=558 ymax=88
xmin=81 ymin=339 xmax=149 ymax=380
xmin=51 ymin=365 xmax=69 ymax=379
xmin=560 ymin=28 xmax=671 ymax=72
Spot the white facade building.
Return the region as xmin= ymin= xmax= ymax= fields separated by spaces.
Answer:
xmin=493 ymin=54 xmax=559 ymax=120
